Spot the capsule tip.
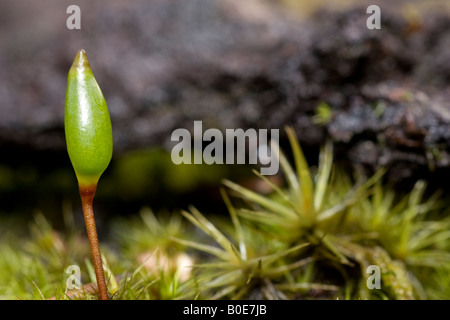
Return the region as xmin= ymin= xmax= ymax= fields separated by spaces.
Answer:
xmin=72 ymin=49 xmax=90 ymax=70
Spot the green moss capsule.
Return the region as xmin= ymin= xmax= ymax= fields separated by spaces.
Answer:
xmin=64 ymin=49 xmax=113 ymax=187
xmin=65 ymin=49 xmax=112 ymax=299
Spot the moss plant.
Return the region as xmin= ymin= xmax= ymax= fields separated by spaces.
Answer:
xmin=222 ymin=127 xmax=382 ymax=264
xmin=313 ymin=102 xmax=333 ymax=125
xmin=2 ymin=125 xmax=450 ymax=299
xmin=175 ymin=203 xmax=338 ymax=299
xmin=111 ymin=208 xmax=193 ymax=299
xmin=64 ymin=49 xmax=113 ymax=300
xmin=211 ymin=127 xmax=449 ymax=299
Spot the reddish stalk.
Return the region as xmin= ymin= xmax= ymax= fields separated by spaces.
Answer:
xmin=79 ymin=184 xmax=109 ymax=300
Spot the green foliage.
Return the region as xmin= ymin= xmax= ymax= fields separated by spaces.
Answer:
xmin=189 ymin=127 xmax=449 ymax=300
xmin=174 ymin=202 xmax=336 ymax=299
xmin=352 ymin=181 xmax=450 ymax=267
xmin=111 ymin=208 xmax=194 ymax=299
xmin=223 ymin=128 xmax=381 ymax=262
xmin=0 ymin=212 xmax=90 ymax=299
xmin=109 ymin=149 xmax=232 ymax=200
xmin=1 ymin=127 xmax=449 ymax=299
xmin=313 ymin=102 xmax=333 ymax=125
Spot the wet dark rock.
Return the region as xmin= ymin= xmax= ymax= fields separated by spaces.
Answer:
xmin=0 ymin=0 xmax=449 ymax=186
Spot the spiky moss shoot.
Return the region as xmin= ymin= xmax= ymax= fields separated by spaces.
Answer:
xmin=64 ymin=49 xmax=113 ymax=300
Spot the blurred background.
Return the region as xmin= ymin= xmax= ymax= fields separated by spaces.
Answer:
xmin=0 ymin=0 xmax=449 ymax=235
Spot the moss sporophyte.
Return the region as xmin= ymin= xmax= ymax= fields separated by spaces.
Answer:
xmin=65 ymin=49 xmax=112 ymax=300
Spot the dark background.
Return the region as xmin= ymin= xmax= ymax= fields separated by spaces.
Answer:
xmin=0 ymin=0 xmax=449 ymax=233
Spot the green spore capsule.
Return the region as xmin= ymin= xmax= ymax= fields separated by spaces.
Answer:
xmin=65 ymin=49 xmax=113 ymax=188
xmin=64 ymin=49 xmax=112 ymax=300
